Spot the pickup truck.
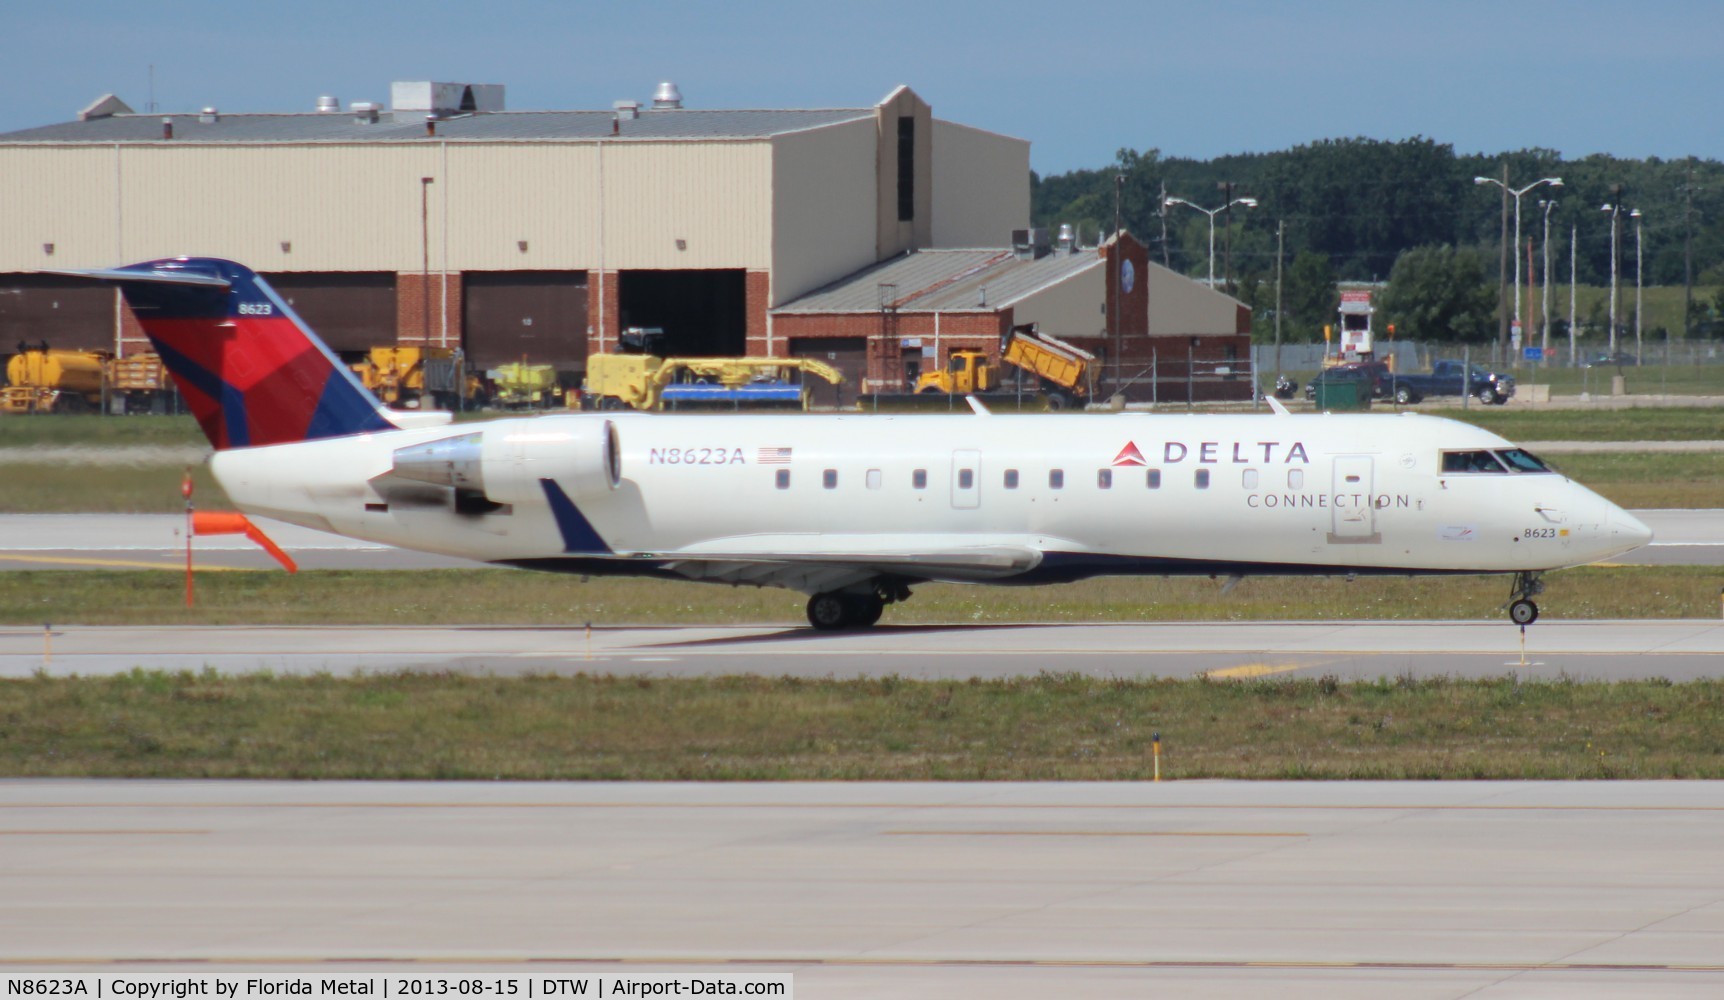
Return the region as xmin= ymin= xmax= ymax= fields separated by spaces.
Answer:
xmin=1381 ymin=360 xmax=1515 ymax=405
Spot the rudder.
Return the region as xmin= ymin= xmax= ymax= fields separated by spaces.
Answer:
xmin=46 ymin=257 xmax=395 ymax=449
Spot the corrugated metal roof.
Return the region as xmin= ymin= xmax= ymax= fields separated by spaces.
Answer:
xmin=773 ymin=248 xmax=1103 ymax=314
xmin=0 ymin=108 xmax=875 ymax=144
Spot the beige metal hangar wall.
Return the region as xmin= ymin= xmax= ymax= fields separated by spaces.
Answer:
xmin=931 ymin=120 xmax=1031 ymax=249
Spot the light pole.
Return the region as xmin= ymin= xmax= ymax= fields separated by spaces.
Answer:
xmin=1539 ymin=198 xmax=1556 ymax=355
xmin=1632 ymin=208 xmax=1643 ymax=362
xmin=1164 ymin=194 xmax=1258 ymax=287
xmin=1601 ymin=191 xmax=1624 ymax=354
xmin=1475 ymin=175 xmax=1562 ymax=352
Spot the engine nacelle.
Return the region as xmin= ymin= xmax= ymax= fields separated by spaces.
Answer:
xmin=391 ymin=419 xmax=620 ymax=505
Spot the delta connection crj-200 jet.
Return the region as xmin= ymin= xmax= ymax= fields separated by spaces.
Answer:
xmin=54 ymin=257 xmax=1651 ymax=630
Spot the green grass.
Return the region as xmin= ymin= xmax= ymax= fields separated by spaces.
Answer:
xmin=1446 ymin=407 xmax=1724 ymax=441
xmin=0 ymin=463 xmax=227 ymax=513
xmin=0 ymin=414 xmax=206 ymax=447
xmin=3 ymin=670 xmax=1720 ymax=779
xmin=1537 ymin=452 xmax=1724 ymax=508
xmin=0 ymin=565 xmax=1714 ymax=626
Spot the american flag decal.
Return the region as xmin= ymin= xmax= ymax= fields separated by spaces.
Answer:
xmin=757 ymin=447 xmax=793 ymax=464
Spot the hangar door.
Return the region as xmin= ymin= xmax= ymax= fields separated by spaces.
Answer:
xmin=0 ymin=276 xmax=116 ymax=351
xmin=264 ymin=273 xmax=397 ymax=354
xmin=618 ymin=270 xmax=745 ymax=357
xmin=464 ymin=271 xmax=589 ymax=371
xmin=789 ymin=336 xmax=867 ymax=409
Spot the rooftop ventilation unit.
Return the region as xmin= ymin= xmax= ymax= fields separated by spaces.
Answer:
xmin=613 ymin=100 xmax=640 ymax=120
xmin=316 ymin=95 xmax=340 ymax=113
xmin=199 ymin=107 xmax=220 ymax=124
xmin=1011 ymin=228 xmax=1052 ymax=260
xmin=351 ymin=102 xmax=382 ymax=124
xmin=390 ymin=81 xmax=505 ymax=115
xmin=651 ymin=81 xmax=683 ymax=109
xmin=1057 ymin=223 xmax=1077 ymax=253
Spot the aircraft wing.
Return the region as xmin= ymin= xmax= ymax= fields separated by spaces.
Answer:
xmin=640 ymin=535 xmax=1047 ymax=593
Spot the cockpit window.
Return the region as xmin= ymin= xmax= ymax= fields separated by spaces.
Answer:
xmin=1495 ymin=449 xmax=1552 ymax=473
xmin=1441 ymin=450 xmax=1507 ymax=474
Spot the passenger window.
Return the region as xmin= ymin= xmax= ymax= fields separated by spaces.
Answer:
xmin=912 ymin=469 xmax=927 ymax=489
xmin=1004 ymin=469 xmax=1019 ymax=489
xmin=823 ymin=469 xmax=838 ymax=489
xmin=1097 ymin=469 xmax=1113 ymax=489
xmin=1441 ymin=450 xmax=1507 ymax=474
xmin=866 ymin=469 xmax=882 ymax=490
xmin=1288 ymin=468 xmax=1304 ymax=489
xmin=1195 ymin=469 xmax=1210 ymax=489
xmin=775 ymin=469 xmax=790 ymax=489
xmin=958 ymin=468 xmax=974 ymax=489
xmin=1049 ymin=469 xmax=1065 ymax=490
xmin=1242 ymin=469 xmax=1258 ymax=489
xmin=1146 ymin=469 xmax=1161 ymax=489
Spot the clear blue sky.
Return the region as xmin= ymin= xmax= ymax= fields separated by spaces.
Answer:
xmin=6 ymin=0 xmax=1719 ymax=175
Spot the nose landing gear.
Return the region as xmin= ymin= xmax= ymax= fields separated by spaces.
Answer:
xmin=1507 ymin=572 xmax=1544 ymax=625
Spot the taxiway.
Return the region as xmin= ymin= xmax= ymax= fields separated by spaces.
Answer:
xmin=3 ymin=780 xmax=1722 ymax=998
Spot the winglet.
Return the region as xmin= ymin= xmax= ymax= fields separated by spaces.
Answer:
xmin=965 ymin=395 xmax=992 ymax=416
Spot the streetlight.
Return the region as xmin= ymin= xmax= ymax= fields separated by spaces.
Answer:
xmin=1475 ymin=175 xmax=1562 ymax=352
xmin=1164 ymin=194 xmax=1258 ymax=287
xmin=1601 ymin=193 xmax=1624 ymax=353
xmin=1632 ymin=208 xmax=1644 ymax=362
xmin=1539 ymin=198 xmax=1557 ymax=355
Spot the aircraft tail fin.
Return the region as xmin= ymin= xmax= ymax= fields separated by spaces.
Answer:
xmin=42 ymin=257 xmax=397 ymax=450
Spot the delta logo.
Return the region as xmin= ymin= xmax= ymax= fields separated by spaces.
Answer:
xmin=1111 ymin=442 xmax=1148 ymax=467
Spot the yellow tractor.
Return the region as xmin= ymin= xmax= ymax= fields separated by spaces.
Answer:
xmin=583 ymin=354 xmax=844 ymax=411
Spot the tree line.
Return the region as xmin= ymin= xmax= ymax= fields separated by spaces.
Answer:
xmin=1032 ymin=139 xmax=1724 ymax=342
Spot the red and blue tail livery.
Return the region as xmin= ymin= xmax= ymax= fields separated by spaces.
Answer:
xmin=46 ymin=257 xmax=396 ymax=450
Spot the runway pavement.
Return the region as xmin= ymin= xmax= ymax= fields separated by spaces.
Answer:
xmin=3 ymin=780 xmax=1722 ymax=997
xmin=0 ymin=509 xmax=1717 ymax=570
xmin=8 ymin=620 xmax=1724 ymax=680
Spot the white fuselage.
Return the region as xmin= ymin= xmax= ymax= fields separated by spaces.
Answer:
xmin=212 ymin=410 xmax=1650 ymax=590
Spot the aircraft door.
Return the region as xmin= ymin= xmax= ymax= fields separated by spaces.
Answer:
xmin=1328 ymin=455 xmax=1380 ymax=544
xmin=951 ymin=449 xmax=981 ymax=509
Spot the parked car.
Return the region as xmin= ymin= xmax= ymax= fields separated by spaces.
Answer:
xmin=1585 ymin=351 xmax=1639 ymax=368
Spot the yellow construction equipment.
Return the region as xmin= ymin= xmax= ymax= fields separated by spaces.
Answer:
xmin=583 ymin=354 xmax=844 ymax=411
xmin=488 ymin=361 xmax=564 ymax=409
xmin=911 ymin=329 xmax=1095 ymax=409
xmin=3 ymin=345 xmax=106 ymax=414
xmin=349 ymin=346 xmax=476 ymax=408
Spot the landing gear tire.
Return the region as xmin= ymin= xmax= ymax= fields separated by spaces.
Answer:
xmin=807 ymin=593 xmax=851 ymax=631
xmin=847 ymin=594 xmax=884 ymax=627
xmin=1509 ymin=599 xmax=1539 ymax=626
xmin=806 ymin=590 xmax=887 ymax=630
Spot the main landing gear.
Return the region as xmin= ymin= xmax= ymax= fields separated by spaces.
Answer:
xmin=1507 ymin=571 xmax=1545 ymax=625
xmin=806 ymin=581 xmax=911 ymax=631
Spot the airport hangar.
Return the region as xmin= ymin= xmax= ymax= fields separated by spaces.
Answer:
xmin=0 ymin=80 xmax=1251 ymax=401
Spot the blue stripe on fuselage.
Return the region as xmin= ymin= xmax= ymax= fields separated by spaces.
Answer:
xmin=540 ymin=479 xmax=613 ymax=554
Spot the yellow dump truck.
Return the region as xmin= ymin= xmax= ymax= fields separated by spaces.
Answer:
xmin=1001 ymin=329 xmax=1095 ymax=408
xmin=912 ymin=329 xmax=1096 ymax=409
xmin=350 ymin=346 xmax=477 ymax=409
xmin=583 ymin=354 xmax=844 ymax=411
xmin=915 ymin=351 xmax=998 ymax=396
xmin=3 ymin=346 xmax=107 ymax=413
